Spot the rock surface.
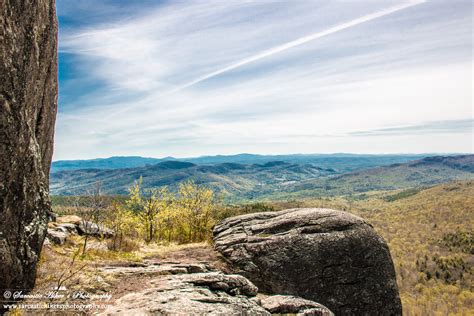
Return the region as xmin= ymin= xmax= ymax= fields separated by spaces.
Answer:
xmin=213 ymin=208 xmax=402 ymax=315
xmin=77 ymin=221 xmax=114 ymax=238
xmin=101 ymin=271 xmax=269 ymax=315
xmin=100 ymin=262 xmax=212 ymax=277
xmin=56 ymin=215 xmax=82 ymax=225
xmin=261 ymin=295 xmax=333 ymax=315
xmin=100 ymin=261 xmax=332 ymax=315
xmin=46 ymin=229 xmax=68 ymax=245
xmin=46 ymin=217 xmax=114 ymax=245
xmin=0 ymin=0 xmax=58 ymax=300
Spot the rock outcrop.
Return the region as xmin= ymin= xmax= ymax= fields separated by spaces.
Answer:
xmin=0 ymin=0 xmax=58 ymax=299
xmin=261 ymin=295 xmax=333 ymax=315
xmin=46 ymin=216 xmax=114 ymax=245
xmin=77 ymin=221 xmax=114 ymax=238
xmin=213 ymin=208 xmax=402 ymax=315
xmin=100 ymin=261 xmax=333 ymax=315
xmin=102 ymin=272 xmax=268 ymax=315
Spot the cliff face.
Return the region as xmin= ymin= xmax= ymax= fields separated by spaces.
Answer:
xmin=0 ymin=0 xmax=58 ymax=294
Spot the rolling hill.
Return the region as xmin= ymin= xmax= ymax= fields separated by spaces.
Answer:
xmin=50 ymin=155 xmax=473 ymax=199
xmin=50 ymin=160 xmax=335 ymax=196
xmin=261 ymin=155 xmax=474 ymax=199
xmin=284 ymin=180 xmax=474 ymax=315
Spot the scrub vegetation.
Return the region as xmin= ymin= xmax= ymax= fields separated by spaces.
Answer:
xmin=49 ymin=177 xmax=473 ymax=315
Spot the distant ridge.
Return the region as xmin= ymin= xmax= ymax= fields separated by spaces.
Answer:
xmin=52 ymin=156 xmax=164 ymax=172
xmin=50 ymin=154 xmax=473 ymax=199
xmin=50 ymin=160 xmax=336 ymax=196
xmin=51 ymin=153 xmax=444 ymax=173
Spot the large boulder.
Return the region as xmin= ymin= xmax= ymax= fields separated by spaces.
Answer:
xmin=213 ymin=208 xmax=402 ymax=315
xmin=0 ymin=0 xmax=58 ymax=302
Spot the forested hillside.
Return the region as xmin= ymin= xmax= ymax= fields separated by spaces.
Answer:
xmin=51 ymin=155 xmax=474 ymax=200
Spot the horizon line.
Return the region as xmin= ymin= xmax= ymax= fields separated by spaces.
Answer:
xmin=52 ymin=152 xmax=471 ymax=162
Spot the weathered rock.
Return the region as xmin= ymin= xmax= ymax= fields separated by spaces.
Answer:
xmin=298 ymin=307 xmax=335 ymax=316
xmin=261 ymin=295 xmax=333 ymax=315
xmin=56 ymin=215 xmax=82 ymax=225
xmin=77 ymin=221 xmax=114 ymax=238
xmin=98 ymin=256 xmax=332 ymax=315
xmin=100 ymin=272 xmax=269 ymax=315
xmin=183 ymin=272 xmax=258 ymax=296
xmin=55 ymin=223 xmax=78 ymax=234
xmin=47 ymin=229 xmax=68 ymax=245
xmin=100 ymin=262 xmax=210 ymax=277
xmin=0 ymin=0 xmax=58 ymax=303
xmin=213 ymin=208 xmax=402 ymax=315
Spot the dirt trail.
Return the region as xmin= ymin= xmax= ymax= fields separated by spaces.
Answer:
xmin=100 ymin=244 xmax=229 ymax=303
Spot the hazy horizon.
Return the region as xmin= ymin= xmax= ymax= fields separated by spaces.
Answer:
xmin=52 ymin=151 xmax=471 ymax=162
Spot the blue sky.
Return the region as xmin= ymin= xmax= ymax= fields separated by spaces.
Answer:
xmin=55 ymin=0 xmax=473 ymax=160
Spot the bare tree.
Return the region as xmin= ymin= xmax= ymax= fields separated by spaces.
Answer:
xmin=77 ymin=182 xmax=107 ymax=255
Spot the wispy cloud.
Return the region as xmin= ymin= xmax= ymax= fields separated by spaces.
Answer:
xmin=55 ymin=0 xmax=473 ymax=159
xmin=171 ymin=0 xmax=426 ymax=93
xmin=350 ymin=119 xmax=474 ymax=137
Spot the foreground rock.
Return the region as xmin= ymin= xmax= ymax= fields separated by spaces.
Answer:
xmin=261 ymin=295 xmax=333 ymax=315
xmin=213 ymin=208 xmax=402 ymax=315
xmin=0 ymin=0 xmax=58 ymax=304
xmin=100 ymin=262 xmax=212 ymax=277
xmin=101 ymin=261 xmax=332 ymax=315
xmin=101 ymin=270 xmax=267 ymax=315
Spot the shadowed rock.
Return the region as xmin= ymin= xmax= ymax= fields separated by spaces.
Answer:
xmin=0 ymin=0 xmax=58 ymax=303
xmin=213 ymin=208 xmax=402 ymax=315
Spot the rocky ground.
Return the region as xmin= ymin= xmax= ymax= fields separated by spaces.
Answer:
xmin=24 ymin=208 xmax=404 ymax=315
xmin=97 ymin=245 xmax=332 ymax=315
xmin=29 ymin=218 xmax=334 ymax=316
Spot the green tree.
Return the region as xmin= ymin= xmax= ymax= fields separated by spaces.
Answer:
xmin=127 ymin=178 xmax=171 ymax=242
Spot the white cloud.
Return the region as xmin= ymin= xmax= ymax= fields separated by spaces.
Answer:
xmin=55 ymin=0 xmax=473 ymax=159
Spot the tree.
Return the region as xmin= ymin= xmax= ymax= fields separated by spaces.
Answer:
xmin=77 ymin=182 xmax=107 ymax=255
xmin=104 ymin=201 xmax=139 ymax=251
xmin=127 ymin=178 xmax=171 ymax=242
xmin=176 ymin=181 xmax=215 ymax=242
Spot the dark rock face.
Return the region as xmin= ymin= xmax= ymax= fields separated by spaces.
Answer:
xmin=213 ymin=208 xmax=402 ymax=315
xmin=0 ymin=0 xmax=58 ymax=296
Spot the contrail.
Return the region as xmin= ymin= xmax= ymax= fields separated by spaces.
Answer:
xmin=170 ymin=0 xmax=425 ymax=93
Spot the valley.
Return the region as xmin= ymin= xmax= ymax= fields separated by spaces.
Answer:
xmin=50 ymin=154 xmax=474 ymax=200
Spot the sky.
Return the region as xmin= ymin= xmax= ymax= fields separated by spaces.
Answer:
xmin=55 ymin=0 xmax=473 ymax=160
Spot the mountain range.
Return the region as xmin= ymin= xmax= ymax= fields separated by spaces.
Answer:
xmin=51 ymin=153 xmax=436 ymax=173
xmin=50 ymin=154 xmax=474 ymax=200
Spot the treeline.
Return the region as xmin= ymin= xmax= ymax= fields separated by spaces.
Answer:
xmin=53 ymin=179 xmax=282 ymax=251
